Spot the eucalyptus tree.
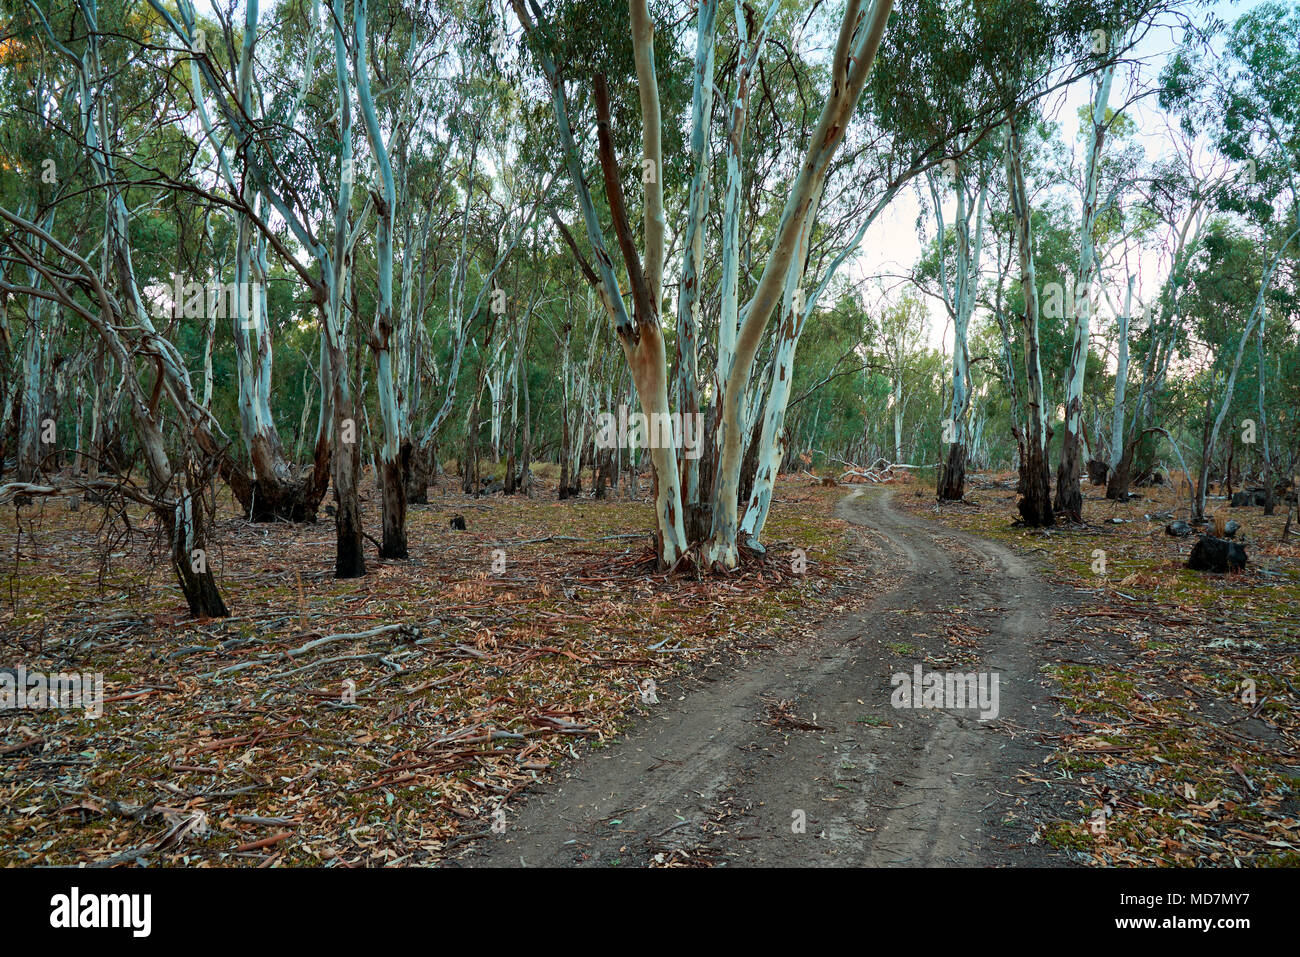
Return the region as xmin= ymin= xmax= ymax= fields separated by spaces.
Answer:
xmin=1053 ymin=13 xmax=1173 ymax=516
xmin=1 ymin=0 xmax=230 ymax=615
xmin=704 ymin=0 xmax=898 ymax=567
xmin=863 ymin=0 xmax=1161 ymax=503
xmin=148 ymin=0 xmax=375 ymax=577
xmin=672 ymin=0 xmax=717 ymax=533
xmin=399 ymin=33 xmax=557 ymax=501
xmin=1160 ymin=1 xmax=1300 ymax=519
xmin=554 ymin=288 xmax=604 ymax=498
xmin=352 ymin=0 xmax=427 ymax=558
xmin=929 ymin=156 xmax=990 ymax=499
xmin=869 ymin=0 xmax=1005 ymax=502
xmin=738 ymin=25 xmax=967 ymax=544
xmin=514 ymin=0 xmax=894 ymax=568
xmin=1054 ymin=28 xmax=1120 ymax=521
xmin=1003 ymin=109 xmax=1057 ymax=525
xmin=502 ymin=318 xmax=535 ymax=494
xmin=1053 ymin=104 xmax=1151 ymax=485
xmin=744 ymin=0 xmax=1108 ymax=534
xmin=1105 ymin=138 xmax=1224 ymax=498
xmin=980 ymin=0 xmax=1153 ymax=525
xmin=877 ymin=294 xmax=929 ymax=463
xmin=0 ymin=42 xmax=61 ymax=484
xmin=1183 ymin=220 xmax=1297 ymax=521
xmin=133 ymin=0 xmax=332 ymax=523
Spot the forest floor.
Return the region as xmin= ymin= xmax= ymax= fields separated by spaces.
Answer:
xmin=0 ymin=469 xmax=864 ymax=867
xmin=2 ymin=468 xmax=1296 ymax=867
xmin=895 ymin=472 xmax=1300 ymax=866
xmin=459 ymin=485 xmax=1073 ymax=867
xmin=459 ymin=476 xmax=1300 ymax=868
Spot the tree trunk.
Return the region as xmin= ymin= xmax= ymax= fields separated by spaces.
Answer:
xmin=1006 ymin=115 xmax=1053 ymax=527
xmin=1107 ymin=440 xmax=1134 ymax=500
xmin=932 ymin=172 xmax=985 ymax=502
xmin=24 ymin=2 xmax=232 ymax=611
xmin=404 ymin=439 xmax=433 ymax=504
xmin=169 ymin=469 xmax=229 ymax=619
xmin=356 ymin=0 xmax=407 ymax=559
xmin=737 ymin=389 xmax=766 ymax=508
xmin=1107 ymin=277 xmax=1134 ymax=492
xmin=707 ymin=0 xmax=893 ymax=567
xmin=16 ymin=213 xmax=55 ymax=482
xmin=937 ymin=442 xmax=968 ymax=500
xmin=1258 ymin=314 xmax=1274 ymax=515
xmin=675 ymin=0 xmax=717 ymax=533
xmin=1055 ymin=56 xmax=1114 ymax=523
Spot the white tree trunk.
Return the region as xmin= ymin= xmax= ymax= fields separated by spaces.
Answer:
xmin=1006 ymin=114 xmax=1053 ymax=526
xmin=355 ymin=0 xmax=406 ymax=559
xmin=674 ymin=0 xmax=718 ymax=516
xmin=1197 ymin=223 xmax=1300 ymax=518
xmin=708 ymin=0 xmax=894 ymax=567
xmin=1108 ymin=275 xmax=1134 ymax=472
xmin=1056 ymin=60 xmax=1114 ymax=518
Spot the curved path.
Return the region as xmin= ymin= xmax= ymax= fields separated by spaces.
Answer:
xmin=458 ymin=488 xmax=1070 ymax=867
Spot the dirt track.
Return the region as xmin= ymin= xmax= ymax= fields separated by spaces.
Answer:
xmin=458 ymin=488 xmax=1075 ymax=867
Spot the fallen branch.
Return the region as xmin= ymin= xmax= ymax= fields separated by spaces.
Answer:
xmin=233 ymin=831 xmax=292 ymax=853
xmin=204 ymin=623 xmax=423 ymax=678
xmin=832 ymin=457 xmax=936 ymax=484
xmin=0 ymin=736 xmax=45 ymax=756
xmin=486 ymin=533 xmax=647 ymax=547
xmin=266 ymin=652 xmax=396 ymax=682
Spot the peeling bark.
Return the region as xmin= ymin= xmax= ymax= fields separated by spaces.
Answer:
xmin=1006 ymin=115 xmax=1053 ymax=528
xmin=1055 ymin=59 xmax=1114 ymax=522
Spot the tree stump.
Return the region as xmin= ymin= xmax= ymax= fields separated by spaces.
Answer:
xmin=1187 ymin=536 xmax=1247 ymax=573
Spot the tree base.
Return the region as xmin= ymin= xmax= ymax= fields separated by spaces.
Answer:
xmin=936 ymin=442 xmax=967 ymax=501
xmin=243 ymin=476 xmax=329 ymax=523
xmin=1018 ymin=445 xmax=1055 ymax=527
xmin=379 ymin=458 xmax=408 ymax=560
xmin=334 ymin=501 xmax=367 ymax=579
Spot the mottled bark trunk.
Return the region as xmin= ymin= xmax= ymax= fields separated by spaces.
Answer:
xmin=1107 ymin=441 xmax=1134 ymax=501
xmin=1054 ymin=425 xmax=1084 ymax=520
xmin=1006 ymin=115 xmax=1053 ymax=527
xmin=937 ymin=442 xmax=968 ymax=501
xmin=169 ymin=471 xmax=229 ymax=619
xmin=404 ymin=439 xmax=432 ymax=504
xmin=1055 ymin=58 xmax=1113 ymax=523
xmin=356 ymin=0 xmax=406 ymax=559
xmin=1019 ymin=440 xmax=1054 ymax=528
